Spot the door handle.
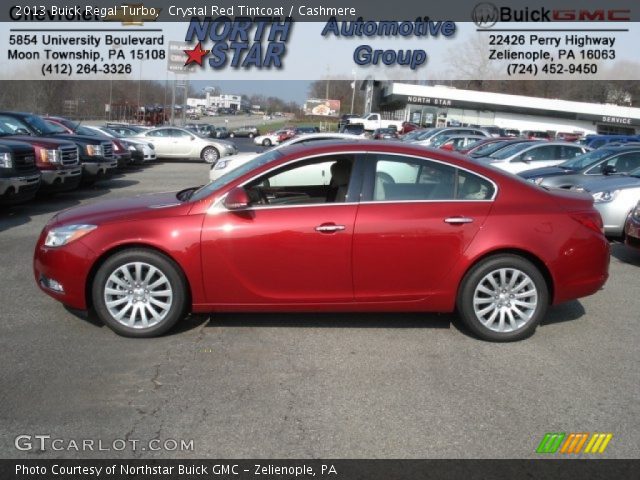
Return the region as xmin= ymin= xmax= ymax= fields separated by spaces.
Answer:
xmin=444 ymin=217 xmax=474 ymax=224
xmin=315 ymin=224 xmax=346 ymax=233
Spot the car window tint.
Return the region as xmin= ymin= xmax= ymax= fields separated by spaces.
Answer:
xmin=146 ymin=129 xmax=165 ymax=137
xmin=457 ymin=170 xmax=495 ymax=200
xmin=518 ymin=145 xmax=556 ymax=161
xmin=44 ymin=120 xmax=68 ymax=134
xmin=604 ymin=152 xmax=640 ymax=173
xmin=373 ymin=156 xmax=456 ymax=201
xmin=245 ymin=155 xmax=356 ymax=206
xmin=558 ymin=145 xmax=584 ymax=158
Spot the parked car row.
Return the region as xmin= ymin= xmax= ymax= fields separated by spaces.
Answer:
xmin=0 ymin=112 xmax=122 ymax=204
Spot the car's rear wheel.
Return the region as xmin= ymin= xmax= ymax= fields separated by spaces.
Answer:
xmin=262 ymin=138 xmax=272 ymax=146
xmin=457 ymin=255 xmax=548 ymax=342
xmin=248 ymin=133 xmax=254 ymax=138
xmin=92 ymin=249 xmax=187 ymax=338
xmin=229 ymin=133 xmax=235 ymax=138
xmin=201 ymin=146 xmax=219 ymax=164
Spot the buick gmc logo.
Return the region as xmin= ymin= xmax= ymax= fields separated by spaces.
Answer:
xmin=472 ymin=3 xmax=499 ymax=28
xmin=471 ymin=4 xmax=631 ymax=27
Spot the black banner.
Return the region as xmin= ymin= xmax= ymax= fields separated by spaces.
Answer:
xmin=2 ymin=459 xmax=639 ymax=480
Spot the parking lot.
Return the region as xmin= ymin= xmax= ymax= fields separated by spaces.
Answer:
xmin=1 ymin=141 xmax=639 ymax=459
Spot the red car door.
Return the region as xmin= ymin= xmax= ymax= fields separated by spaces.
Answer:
xmin=200 ymin=154 xmax=359 ymax=305
xmin=352 ymin=153 xmax=495 ymax=302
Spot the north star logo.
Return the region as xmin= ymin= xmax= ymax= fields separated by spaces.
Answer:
xmin=103 ymin=3 xmax=161 ymax=25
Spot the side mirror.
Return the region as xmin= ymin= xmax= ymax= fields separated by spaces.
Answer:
xmin=224 ymin=187 xmax=250 ymax=210
xmin=521 ymin=155 xmax=534 ymax=163
xmin=602 ymin=164 xmax=617 ymax=175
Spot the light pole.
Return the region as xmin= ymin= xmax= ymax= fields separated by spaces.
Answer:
xmin=350 ymin=69 xmax=356 ymax=114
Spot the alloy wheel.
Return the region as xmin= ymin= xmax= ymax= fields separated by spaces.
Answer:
xmin=472 ymin=268 xmax=538 ymax=333
xmin=104 ymin=262 xmax=173 ymax=329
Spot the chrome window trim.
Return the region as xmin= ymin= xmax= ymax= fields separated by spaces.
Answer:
xmin=206 ymin=150 xmax=499 ymax=215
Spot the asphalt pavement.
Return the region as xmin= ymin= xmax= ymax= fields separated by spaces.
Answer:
xmin=1 ymin=142 xmax=639 ymax=458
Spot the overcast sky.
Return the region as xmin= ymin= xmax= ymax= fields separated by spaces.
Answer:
xmin=190 ymin=80 xmax=312 ymax=104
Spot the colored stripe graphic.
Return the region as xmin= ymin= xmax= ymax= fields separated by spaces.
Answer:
xmin=537 ymin=433 xmax=613 ymax=454
xmin=536 ymin=433 xmax=566 ymax=453
xmin=584 ymin=433 xmax=613 ymax=454
xmin=560 ymin=433 xmax=589 ymax=454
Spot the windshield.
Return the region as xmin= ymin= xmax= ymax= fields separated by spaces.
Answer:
xmin=76 ymin=126 xmax=101 ymax=136
xmin=44 ymin=120 xmax=68 ymax=134
xmin=414 ymin=128 xmax=439 ymax=141
xmin=100 ymin=127 xmax=122 ymax=138
xmin=190 ymin=149 xmax=284 ymax=202
xmin=489 ymin=142 xmax=535 ymax=160
xmin=470 ymin=140 xmax=509 ymax=157
xmin=560 ymin=149 xmax=615 ymax=170
xmin=21 ymin=115 xmax=55 ymax=135
xmin=0 ymin=114 xmax=36 ymax=136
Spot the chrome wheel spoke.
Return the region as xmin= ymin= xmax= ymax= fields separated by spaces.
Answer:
xmin=104 ymin=261 xmax=173 ymax=330
xmin=106 ymin=297 xmax=128 ymax=308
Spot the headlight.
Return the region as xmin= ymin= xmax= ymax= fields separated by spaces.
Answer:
xmin=85 ymin=144 xmax=103 ymax=156
xmin=44 ymin=224 xmax=97 ymax=247
xmin=40 ymin=149 xmax=61 ymax=164
xmin=148 ymin=143 xmax=154 ymax=149
xmin=592 ymin=190 xmax=620 ymax=203
xmin=0 ymin=152 xmax=12 ymax=168
xmin=214 ymin=160 xmax=229 ymax=170
xmin=529 ymin=177 xmax=544 ymax=185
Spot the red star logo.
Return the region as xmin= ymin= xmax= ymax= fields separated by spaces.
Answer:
xmin=184 ymin=42 xmax=210 ymax=66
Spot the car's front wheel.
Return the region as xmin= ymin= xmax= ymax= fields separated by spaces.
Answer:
xmin=248 ymin=133 xmax=254 ymax=138
xmin=229 ymin=133 xmax=235 ymax=138
xmin=201 ymin=146 xmax=219 ymax=164
xmin=457 ymin=255 xmax=548 ymax=342
xmin=262 ymin=138 xmax=272 ymax=146
xmin=92 ymin=249 xmax=187 ymax=337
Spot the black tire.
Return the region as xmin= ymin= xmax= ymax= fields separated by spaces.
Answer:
xmin=201 ymin=146 xmax=219 ymax=164
xmin=456 ymin=254 xmax=548 ymax=342
xmin=262 ymin=138 xmax=272 ymax=147
xmin=248 ymin=133 xmax=254 ymax=138
xmin=229 ymin=132 xmax=235 ymax=138
xmin=92 ymin=249 xmax=188 ymax=338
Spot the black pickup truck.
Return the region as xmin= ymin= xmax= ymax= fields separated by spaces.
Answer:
xmin=0 ymin=112 xmax=117 ymax=184
xmin=0 ymin=139 xmax=41 ymax=204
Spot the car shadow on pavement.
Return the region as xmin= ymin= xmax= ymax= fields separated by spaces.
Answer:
xmin=610 ymin=242 xmax=640 ymax=266
xmin=199 ymin=312 xmax=453 ymax=330
xmin=540 ymin=300 xmax=586 ymax=326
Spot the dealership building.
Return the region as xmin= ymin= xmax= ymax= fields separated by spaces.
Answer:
xmin=368 ymin=82 xmax=640 ymax=135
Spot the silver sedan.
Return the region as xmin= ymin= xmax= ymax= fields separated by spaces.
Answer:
xmin=134 ymin=127 xmax=237 ymax=163
xmin=574 ymin=167 xmax=640 ymax=237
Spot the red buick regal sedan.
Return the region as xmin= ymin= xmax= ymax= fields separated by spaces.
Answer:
xmin=34 ymin=141 xmax=610 ymax=341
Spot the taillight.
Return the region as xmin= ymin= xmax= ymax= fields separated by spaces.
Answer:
xmin=571 ymin=212 xmax=604 ymax=234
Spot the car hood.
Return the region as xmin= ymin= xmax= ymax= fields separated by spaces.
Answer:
xmin=51 ymin=133 xmax=112 ymax=145
xmin=50 ymin=191 xmax=190 ymax=227
xmin=9 ymin=135 xmax=77 ymax=148
xmin=519 ymin=166 xmax=571 ymax=178
xmin=121 ymin=137 xmax=152 ymax=147
xmin=576 ymin=175 xmax=640 ymax=192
